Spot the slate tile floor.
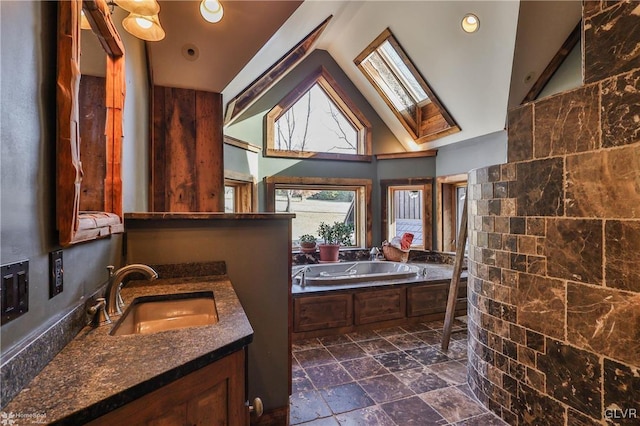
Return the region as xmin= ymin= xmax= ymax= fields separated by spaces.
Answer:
xmin=290 ymin=320 xmax=508 ymax=426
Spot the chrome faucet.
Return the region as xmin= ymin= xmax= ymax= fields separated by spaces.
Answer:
xmin=105 ymin=264 xmax=158 ymax=316
xmin=369 ymin=247 xmax=380 ymax=261
xmin=292 ymin=267 xmax=307 ymax=288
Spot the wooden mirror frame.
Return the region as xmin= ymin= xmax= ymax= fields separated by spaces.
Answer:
xmin=57 ymin=0 xmax=125 ymax=246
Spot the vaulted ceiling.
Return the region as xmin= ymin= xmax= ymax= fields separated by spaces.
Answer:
xmin=148 ymin=1 xmax=581 ymax=152
xmin=149 ymin=1 xmax=303 ymax=92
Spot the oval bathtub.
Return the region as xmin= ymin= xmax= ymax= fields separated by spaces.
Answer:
xmin=293 ymin=261 xmax=422 ymax=286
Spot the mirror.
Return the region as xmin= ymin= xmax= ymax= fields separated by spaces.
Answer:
xmin=80 ymin=16 xmax=107 ymax=212
xmin=56 ymin=0 xmax=125 ymax=246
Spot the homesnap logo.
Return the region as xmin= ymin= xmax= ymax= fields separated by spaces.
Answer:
xmin=0 ymin=412 xmax=15 ymax=426
xmin=605 ymin=408 xmax=638 ymax=420
xmin=0 ymin=411 xmax=47 ymax=425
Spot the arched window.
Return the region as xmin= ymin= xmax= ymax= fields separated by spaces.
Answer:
xmin=266 ymin=67 xmax=372 ymax=161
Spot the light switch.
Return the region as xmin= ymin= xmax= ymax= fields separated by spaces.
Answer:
xmin=1 ymin=260 xmax=29 ymax=325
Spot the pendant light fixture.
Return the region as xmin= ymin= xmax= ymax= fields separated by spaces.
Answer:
xmin=200 ymin=0 xmax=224 ymax=24
xmin=122 ymin=13 xmax=165 ymax=41
xmin=97 ymin=0 xmax=166 ymax=41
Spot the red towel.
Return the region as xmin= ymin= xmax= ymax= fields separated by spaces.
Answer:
xmin=400 ymin=233 xmax=414 ymax=250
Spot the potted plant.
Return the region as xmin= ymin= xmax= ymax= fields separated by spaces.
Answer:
xmin=298 ymin=234 xmax=317 ymax=254
xmin=317 ymin=221 xmax=354 ymax=262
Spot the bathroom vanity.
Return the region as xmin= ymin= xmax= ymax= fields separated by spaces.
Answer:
xmin=3 ymin=276 xmax=254 ymax=424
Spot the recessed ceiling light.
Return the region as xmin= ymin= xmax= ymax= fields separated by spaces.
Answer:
xmin=200 ymin=0 xmax=224 ymax=23
xmin=462 ymin=13 xmax=480 ymax=33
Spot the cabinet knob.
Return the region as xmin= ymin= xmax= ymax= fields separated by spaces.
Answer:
xmin=249 ymin=397 xmax=263 ymax=418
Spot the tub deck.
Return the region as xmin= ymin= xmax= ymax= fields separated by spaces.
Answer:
xmin=292 ymin=262 xmax=467 ymax=340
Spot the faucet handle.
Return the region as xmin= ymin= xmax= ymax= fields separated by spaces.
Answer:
xmin=87 ymin=297 xmax=111 ymax=327
xmin=117 ymin=292 xmax=125 ymax=311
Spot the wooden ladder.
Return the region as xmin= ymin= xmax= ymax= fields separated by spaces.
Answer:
xmin=441 ymin=196 xmax=467 ymax=351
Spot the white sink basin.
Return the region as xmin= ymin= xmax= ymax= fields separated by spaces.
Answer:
xmin=110 ymin=291 xmax=218 ymax=336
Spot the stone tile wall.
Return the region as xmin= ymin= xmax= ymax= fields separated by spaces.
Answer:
xmin=467 ymin=1 xmax=640 ymax=425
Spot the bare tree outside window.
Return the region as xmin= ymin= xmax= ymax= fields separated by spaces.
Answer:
xmin=274 ymin=83 xmax=358 ymax=155
xmin=266 ymin=68 xmax=371 ymax=160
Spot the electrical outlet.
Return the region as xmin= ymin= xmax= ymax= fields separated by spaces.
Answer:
xmin=49 ymin=250 xmax=63 ymax=298
xmin=1 ymin=260 xmax=29 ymax=325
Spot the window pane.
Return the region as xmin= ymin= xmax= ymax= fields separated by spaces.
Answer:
xmin=274 ymin=84 xmax=358 ymax=155
xmin=224 ymin=186 xmax=235 ymax=213
xmin=361 ymin=51 xmax=415 ymax=113
xmin=379 ymin=40 xmax=429 ymax=103
xmin=275 ymin=189 xmax=355 ymax=246
xmin=357 ymin=29 xmax=459 ymax=144
xmin=390 ymin=189 xmax=423 ymax=247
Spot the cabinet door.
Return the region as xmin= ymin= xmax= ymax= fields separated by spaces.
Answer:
xmin=187 ymin=378 xmax=229 ymax=425
xmin=408 ymin=284 xmax=448 ymax=317
xmin=148 ymin=404 xmax=186 ymax=426
xmin=88 ymin=348 xmax=247 ymax=426
xmin=354 ymin=288 xmax=406 ymax=324
xmin=294 ymin=294 xmax=353 ymax=332
xmin=408 ymin=283 xmax=467 ymax=317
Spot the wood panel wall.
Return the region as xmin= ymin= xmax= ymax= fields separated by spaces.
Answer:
xmin=79 ymin=75 xmax=107 ymax=212
xmin=151 ymin=86 xmax=224 ymax=212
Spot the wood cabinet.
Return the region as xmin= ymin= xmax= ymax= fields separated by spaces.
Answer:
xmin=88 ymin=348 xmax=248 ymax=426
xmin=408 ymin=283 xmax=466 ymax=317
xmin=407 ymin=283 xmax=448 ymax=317
xmin=292 ymin=279 xmax=468 ymax=340
xmin=293 ymin=293 xmax=352 ymax=332
xmin=354 ymin=288 xmax=406 ymax=324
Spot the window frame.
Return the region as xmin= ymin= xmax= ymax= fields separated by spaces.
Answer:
xmin=380 ymin=178 xmax=433 ymax=250
xmin=436 ymin=174 xmax=468 ymax=252
xmin=354 ymin=28 xmax=460 ymax=144
xmin=224 ymin=170 xmax=257 ymax=213
xmin=266 ymin=67 xmax=372 ymax=162
xmin=264 ymin=176 xmax=372 ymax=248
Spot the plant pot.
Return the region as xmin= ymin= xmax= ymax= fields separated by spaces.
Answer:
xmin=318 ymin=244 xmax=340 ymax=262
xmin=300 ymin=242 xmax=317 ymax=254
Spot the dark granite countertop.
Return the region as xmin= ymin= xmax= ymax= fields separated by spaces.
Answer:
xmin=3 ymin=276 xmax=253 ymax=425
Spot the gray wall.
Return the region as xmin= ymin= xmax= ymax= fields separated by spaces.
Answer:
xmin=0 ymin=1 xmax=147 ymax=357
xmin=226 ymin=49 xmax=403 ymax=156
xmin=226 ymin=50 xmax=406 ymax=244
xmin=435 ymin=130 xmax=508 ymax=177
xmin=225 ymin=49 xmax=400 ymax=223
xmin=223 ymin=144 xmax=259 ymax=179
xmin=537 ymin=41 xmax=582 ymax=100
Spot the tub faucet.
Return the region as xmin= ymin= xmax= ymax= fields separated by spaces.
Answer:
xmin=370 ymin=247 xmax=380 ymax=261
xmin=105 ymin=264 xmax=158 ymax=316
xmin=292 ymin=267 xmax=307 ymax=288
